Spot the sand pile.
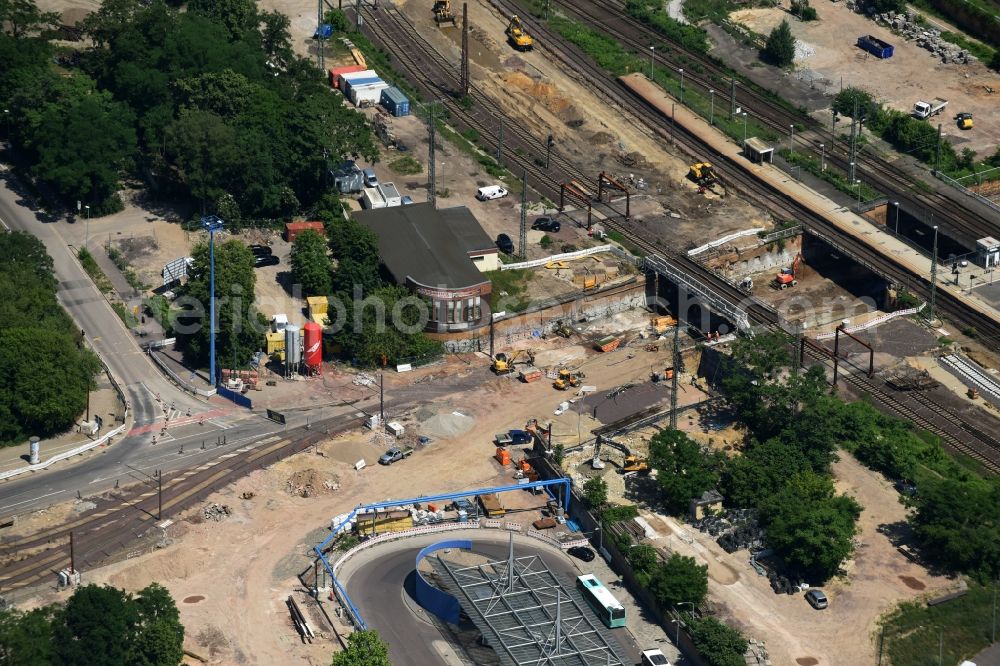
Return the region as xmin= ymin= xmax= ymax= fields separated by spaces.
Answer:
xmin=419 ymin=410 xmax=475 ymax=439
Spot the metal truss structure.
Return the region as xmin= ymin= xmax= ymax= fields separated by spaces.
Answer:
xmin=431 ymin=535 xmax=628 ymax=665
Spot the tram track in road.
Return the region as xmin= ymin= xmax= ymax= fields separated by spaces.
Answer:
xmin=0 ymin=416 xmax=365 ymax=592
xmin=534 ymin=0 xmax=998 ymax=247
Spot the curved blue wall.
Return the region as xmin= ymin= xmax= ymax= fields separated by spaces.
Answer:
xmin=415 ymin=540 xmax=471 ymax=624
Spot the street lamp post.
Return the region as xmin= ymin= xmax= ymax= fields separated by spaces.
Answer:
xmin=675 ymin=601 xmax=697 ymax=644
xmin=649 ymin=46 xmax=655 ymax=79
xmin=84 ymin=205 xmax=91 ymax=250
xmin=892 ymin=201 xmax=900 ymax=235
xmin=678 ymin=68 xmax=684 ymax=103
xmin=819 ymin=143 xmax=825 ymax=171
xmin=855 ymin=179 xmax=863 ymax=211
xmin=2 ymin=108 xmax=9 ymax=148
xmin=789 ymin=124 xmax=795 ymax=154
xmin=709 ymin=89 xmax=715 ymax=126
xmin=741 ymin=111 xmax=748 ymax=151
xmin=201 ymin=215 xmax=224 ymax=386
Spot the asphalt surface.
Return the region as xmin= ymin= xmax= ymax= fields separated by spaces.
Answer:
xmin=0 ymin=170 xmax=297 ymax=514
xmin=340 ymin=532 xmax=642 ymax=665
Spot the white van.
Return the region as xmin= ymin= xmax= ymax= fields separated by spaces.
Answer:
xmin=476 ymin=185 xmax=508 ymax=201
xmin=640 ymin=649 xmax=670 ymax=666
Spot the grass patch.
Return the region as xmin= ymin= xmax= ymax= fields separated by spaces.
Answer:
xmin=485 ymin=268 xmax=532 ymax=312
xmin=111 ymin=302 xmax=138 ymax=328
xmin=143 ymin=295 xmax=175 ymax=334
xmin=77 ymin=248 xmax=113 ymax=293
xmin=779 ymin=148 xmax=883 ymax=201
xmin=940 ymin=30 xmax=995 ymax=63
xmin=605 ymin=230 xmax=644 ymax=257
xmin=108 ymin=246 xmax=149 ymax=292
xmin=388 ymin=155 xmax=423 ymax=175
xmin=879 ymin=581 xmax=997 ymax=666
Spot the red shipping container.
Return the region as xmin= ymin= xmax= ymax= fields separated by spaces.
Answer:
xmin=329 ymin=65 xmax=366 ymax=90
xmin=284 ymin=221 xmax=325 ymax=243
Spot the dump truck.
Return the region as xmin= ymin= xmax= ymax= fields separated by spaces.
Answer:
xmin=519 ymin=366 xmax=543 ymax=383
xmin=596 ymin=335 xmax=622 ymax=352
xmin=378 ymin=445 xmax=414 ymax=465
xmin=913 ymin=97 xmax=948 ymax=119
xmin=495 ymin=430 xmax=533 ymax=446
xmin=477 ymin=493 xmax=506 ymax=517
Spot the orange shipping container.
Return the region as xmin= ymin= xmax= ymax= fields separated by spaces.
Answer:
xmin=284 ymin=221 xmax=325 ymax=243
xmin=328 ymin=64 xmax=366 ymax=89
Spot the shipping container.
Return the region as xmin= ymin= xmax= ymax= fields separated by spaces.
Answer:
xmin=340 ymin=69 xmax=377 ymax=86
xmin=379 ymin=182 xmax=402 ymax=207
xmin=350 ymin=80 xmax=389 ymax=107
xmin=380 ymin=86 xmax=410 ymax=117
xmin=361 ymin=186 xmax=387 ymax=209
xmin=284 ymin=220 xmax=325 ymax=242
xmin=477 ymin=493 xmax=506 ymax=517
xmin=328 ymin=64 xmax=366 ymax=89
xmin=856 ymin=34 xmax=893 ymax=59
xmin=355 ymin=509 xmax=413 ymax=536
xmin=343 ymin=75 xmax=381 ymax=100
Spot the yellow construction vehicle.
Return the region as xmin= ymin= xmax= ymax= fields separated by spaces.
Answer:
xmin=553 ymin=368 xmax=584 ymax=390
xmin=433 ymin=0 xmax=456 ymax=26
xmin=621 ymin=455 xmax=651 ymax=474
xmin=506 ymin=15 xmax=534 ymax=51
xmin=688 ymin=162 xmax=718 ymax=186
xmin=955 ymin=112 xmax=973 ymax=130
xmin=491 ymin=349 xmax=534 ymax=374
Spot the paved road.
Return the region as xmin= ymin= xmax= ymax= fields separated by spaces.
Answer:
xmin=340 ymin=532 xmax=643 ymax=666
xmin=0 ymin=172 xmax=266 ymax=513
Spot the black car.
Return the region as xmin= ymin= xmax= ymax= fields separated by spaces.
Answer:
xmin=496 ymin=233 xmax=515 ymax=255
xmin=249 ymin=244 xmax=273 ymax=257
xmin=254 ymin=255 xmax=280 ymax=268
xmin=531 ymin=217 xmax=561 ymax=233
xmin=567 ymin=546 xmax=595 ymax=562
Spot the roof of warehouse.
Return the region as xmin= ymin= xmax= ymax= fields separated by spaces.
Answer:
xmin=354 ymin=203 xmax=493 ymax=289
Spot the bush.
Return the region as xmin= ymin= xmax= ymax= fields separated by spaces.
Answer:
xmin=761 ymin=20 xmax=795 ymax=67
xmin=687 ymin=616 xmax=748 ymax=666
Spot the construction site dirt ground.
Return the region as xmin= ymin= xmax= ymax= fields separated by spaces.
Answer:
xmin=727 ymin=3 xmax=1000 ymax=155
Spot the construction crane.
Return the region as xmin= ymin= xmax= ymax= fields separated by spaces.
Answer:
xmin=773 ymin=253 xmax=802 ymax=290
xmin=505 ymin=15 xmax=534 ymax=51
xmin=433 ymin=0 xmax=456 ymax=26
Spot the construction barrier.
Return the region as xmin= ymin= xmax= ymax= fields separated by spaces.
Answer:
xmin=217 ymin=385 xmax=252 ymax=409
xmin=0 ymin=421 xmax=128 ymax=482
xmin=415 ymin=540 xmax=472 ymax=623
xmin=499 ymin=244 xmax=638 ymax=271
xmin=815 ymin=303 xmax=925 ymax=340
xmin=687 ymin=227 xmax=765 ymax=256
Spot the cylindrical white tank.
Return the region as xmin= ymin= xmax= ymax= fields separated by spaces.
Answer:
xmin=284 ymin=324 xmax=302 ymax=366
xmin=29 ymin=436 xmax=40 ymax=465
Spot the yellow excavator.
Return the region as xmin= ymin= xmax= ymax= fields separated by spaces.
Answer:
xmin=491 ymin=349 xmax=534 ymax=374
xmin=433 ymin=0 xmax=456 ymax=26
xmin=621 ymin=455 xmax=651 ymax=474
xmin=506 ymin=15 xmax=534 ymax=51
xmin=688 ymin=162 xmax=720 ymax=192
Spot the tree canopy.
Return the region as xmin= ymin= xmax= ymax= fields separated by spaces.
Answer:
xmin=648 ymin=553 xmax=709 ymax=609
xmin=583 ymin=477 xmax=609 ymax=509
xmin=648 ymin=429 xmax=723 ymax=515
xmin=2 ymin=0 xmax=377 ymax=219
xmin=332 ymin=629 xmax=391 ymax=666
xmin=0 ymin=232 xmax=100 ymax=446
xmin=0 ymin=583 xmax=184 ymax=665
xmin=762 ymin=19 xmax=796 ymax=67
xmin=291 ymin=228 xmax=333 ymax=297
xmin=686 ymin=616 xmax=748 ymax=666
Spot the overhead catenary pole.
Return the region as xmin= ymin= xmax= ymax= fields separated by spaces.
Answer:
xmin=519 ymin=170 xmax=528 ymax=259
xmin=933 ymin=123 xmax=943 ymax=174
xmin=69 ymin=531 xmax=75 ymax=574
xmin=929 ymin=224 xmax=939 ymax=321
xmin=428 ymin=103 xmax=437 ymax=208
xmin=669 ymin=318 xmax=680 ymax=430
xmin=497 ymin=116 xmax=504 ymax=168
xmin=157 ymin=470 xmax=162 ymax=520
xmin=730 ymin=77 xmax=736 ymax=119
xmin=379 ymin=372 xmax=385 ymax=424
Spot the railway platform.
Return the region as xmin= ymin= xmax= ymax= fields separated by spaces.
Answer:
xmin=620 ymin=73 xmax=1000 ymax=330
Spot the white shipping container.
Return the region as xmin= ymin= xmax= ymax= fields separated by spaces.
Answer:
xmin=350 ymin=81 xmax=389 ymax=107
xmin=339 ymin=69 xmax=377 ymax=84
xmin=361 ymin=186 xmax=386 ymax=209
xmin=379 ymin=182 xmax=402 ymax=207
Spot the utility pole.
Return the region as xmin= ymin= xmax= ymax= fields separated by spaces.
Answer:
xmin=427 ymin=103 xmax=437 ymax=208
xmin=157 ymin=470 xmax=162 ymax=520
xmin=355 ymin=0 xmax=362 ymax=29
xmin=545 ymin=134 xmax=554 ymax=169
xmin=848 ymin=98 xmax=858 ymax=183
xmin=929 ymin=224 xmax=939 ymax=322
xmin=933 ymin=123 xmax=942 ymax=174
xmin=461 ymin=3 xmax=470 ymax=97
xmin=379 ymin=373 xmax=384 ymax=424
xmin=669 ymin=319 xmax=680 ymax=430
xmin=730 ymin=77 xmax=736 ymax=120
xmin=69 ymin=531 xmax=75 ymax=574
xmin=519 ymin=170 xmax=528 ymax=259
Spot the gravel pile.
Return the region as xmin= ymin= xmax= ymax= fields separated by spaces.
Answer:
xmin=203 ymin=503 xmax=232 ymax=521
xmin=420 ymin=410 xmax=475 ymax=439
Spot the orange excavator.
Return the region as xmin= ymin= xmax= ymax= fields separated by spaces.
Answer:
xmin=773 ymin=254 xmax=802 ymax=290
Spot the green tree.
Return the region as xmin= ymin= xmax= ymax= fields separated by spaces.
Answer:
xmin=759 ymin=471 xmax=861 ymax=581
xmin=583 ymin=476 xmax=608 ymax=509
xmin=648 ymin=429 xmax=722 ymax=515
xmin=258 ymin=9 xmax=292 ymax=61
xmin=832 ymin=87 xmax=875 ymax=119
xmin=52 ymin=585 xmax=139 ymax=665
xmin=626 ymin=543 xmax=661 ymax=581
xmin=0 ymin=606 xmax=55 ymax=665
xmin=291 ymin=229 xmax=333 ymax=297
xmin=648 ymin=553 xmax=708 ymax=609
xmin=32 ymin=88 xmax=137 ymax=211
xmin=0 ymin=0 xmax=59 ymax=38
xmin=174 ymin=70 xmax=256 ymax=119
xmin=187 ymin=0 xmax=258 ymax=38
xmin=909 ymin=477 xmax=1000 ymax=580
xmin=762 ymin=19 xmax=795 ymax=67
xmin=329 ymin=218 xmax=384 ymax=297
xmin=721 ymin=437 xmax=812 ymax=509
xmin=866 ymin=0 xmax=904 ymax=13
xmin=129 ymin=583 xmax=185 ymax=666
xmin=687 ymin=616 xmax=748 ymax=666
xmin=165 ymin=109 xmax=242 ymax=212
xmin=332 ymin=629 xmax=391 ymax=666
xmin=176 ymin=239 xmax=262 ymax=372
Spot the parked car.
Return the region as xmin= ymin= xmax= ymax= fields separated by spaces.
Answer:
xmin=254 ymin=255 xmax=280 ymax=268
xmin=531 ymin=217 xmax=561 ymax=232
xmin=567 ymin=546 xmax=595 ymax=562
xmin=249 ymin=244 xmax=272 ymax=256
xmin=476 ymin=185 xmax=508 ymax=200
xmin=401 ymin=195 xmax=414 ymax=205
xmin=496 ymin=233 xmax=515 ymax=255
xmin=363 ymin=168 xmax=379 ymax=188
xmin=640 ymin=649 xmax=671 ymax=666
xmin=805 ymin=589 xmax=828 ymax=609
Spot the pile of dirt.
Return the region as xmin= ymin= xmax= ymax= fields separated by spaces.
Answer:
xmin=419 ymin=410 xmax=475 ymax=439
xmin=202 ymin=503 xmax=232 ymax=521
xmin=285 ymin=469 xmax=339 ymax=498
xmin=502 ymin=71 xmax=582 ymax=124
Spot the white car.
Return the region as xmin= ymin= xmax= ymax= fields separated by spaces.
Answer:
xmin=476 ymin=185 xmax=508 ymax=200
xmin=640 ymin=649 xmax=671 ymax=666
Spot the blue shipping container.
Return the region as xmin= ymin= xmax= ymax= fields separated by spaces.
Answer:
xmin=380 ymin=86 xmax=410 ymax=117
xmin=343 ymin=76 xmax=382 ymax=99
xmin=857 ymin=35 xmax=893 ymax=59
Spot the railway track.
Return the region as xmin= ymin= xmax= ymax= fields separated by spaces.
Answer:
xmin=0 ymin=417 xmax=364 ymax=592
xmin=360 ymin=3 xmax=1000 ymax=471
xmin=540 ymin=0 xmax=998 ymax=247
